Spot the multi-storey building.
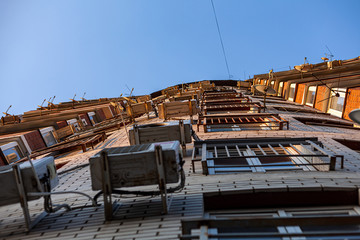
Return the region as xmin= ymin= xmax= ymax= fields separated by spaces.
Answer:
xmin=1 ymin=57 xmax=360 ymax=239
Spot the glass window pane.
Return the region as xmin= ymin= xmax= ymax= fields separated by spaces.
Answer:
xmin=3 ymin=147 xmax=21 ymax=163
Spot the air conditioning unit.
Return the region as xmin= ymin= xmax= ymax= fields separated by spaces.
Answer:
xmin=128 ymin=120 xmax=192 ymax=148
xmin=89 ymin=141 xmax=182 ymax=190
xmin=0 ymin=156 xmax=58 ymax=206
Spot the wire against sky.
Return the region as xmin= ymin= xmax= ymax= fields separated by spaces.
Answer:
xmin=210 ymin=0 xmax=232 ymax=79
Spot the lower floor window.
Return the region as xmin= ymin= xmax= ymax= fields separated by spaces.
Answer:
xmin=182 ymin=206 xmax=360 ymax=240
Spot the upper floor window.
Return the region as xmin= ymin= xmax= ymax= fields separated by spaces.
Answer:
xmin=288 ymin=83 xmax=296 ymax=101
xmin=191 ymin=137 xmax=341 ymax=175
xmin=305 ymin=86 xmax=317 ymax=106
xmin=0 ymin=142 xmax=24 ymax=164
xmin=278 ymin=82 xmax=284 ymax=97
xmin=327 ymin=88 xmax=346 ymax=118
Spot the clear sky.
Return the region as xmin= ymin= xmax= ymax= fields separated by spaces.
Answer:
xmin=1 ymin=0 xmax=360 ymax=115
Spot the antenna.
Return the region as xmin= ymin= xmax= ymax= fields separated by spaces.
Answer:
xmin=70 ymin=94 xmax=77 ymax=102
xmin=325 ymin=45 xmax=334 ymax=61
xmin=47 ymin=96 xmax=56 ymax=110
xmin=2 ymin=105 xmax=12 ymax=116
xmin=48 ymin=95 xmax=55 ymax=104
xmin=38 ymin=99 xmax=47 ymax=110
xmin=81 ymin=92 xmax=87 ymax=101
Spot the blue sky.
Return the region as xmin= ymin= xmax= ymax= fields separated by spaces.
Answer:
xmin=1 ymin=0 xmax=360 ymax=115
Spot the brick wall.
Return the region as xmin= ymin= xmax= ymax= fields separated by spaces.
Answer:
xmin=56 ymin=120 xmax=68 ymax=129
xmin=95 ymin=108 xmax=107 ymax=122
xmin=295 ymin=84 xmax=306 ymax=104
xmin=23 ymin=130 xmax=46 ymax=151
xmin=314 ymin=85 xmax=327 ymax=111
xmin=343 ymin=87 xmax=360 ymax=120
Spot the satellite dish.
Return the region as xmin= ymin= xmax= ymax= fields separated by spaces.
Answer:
xmin=349 ymin=109 xmax=360 ymax=125
xmin=321 ymin=57 xmax=329 ymax=62
xmin=254 ymin=85 xmax=276 ymax=95
xmin=294 ymin=63 xmax=312 ymax=73
xmin=254 ymin=85 xmax=276 ymax=110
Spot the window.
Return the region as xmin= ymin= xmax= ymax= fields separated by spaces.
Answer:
xmin=184 ymin=207 xmax=360 ymax=240
xmin=288 ymin=83 xmax=296 ymax=101
xmin=182 ymin=189 xmax=360 ymax=240
xmin=88 ymin=112 xmax=97 ymax=125
xmin=270 ymin=80 xmax=275 ymax=88
xmin=277 ymin=82 xmax=284 ymax=97
xmin=273 ymin=107 xmax=327 ymax=114
xmin=293 ymin=117 xmax=356 ymax=130
xmin=67 ymin=118 xmax=81 ymax=132
xmin=191 ymin=138 xmax=341 ymax=174
xmin=305 ymin=86 xmax=316 ymax=106
xmin=327 ymin=88 xmax=346 ymax=118
xmin=203 ymin=102 xmax=262 ymax=115
xmin=334 ymin=139 xmax=360 ymax=154
xmin=0 ymin=142 xmax=24 ymax=164
xmin=40 ymin=127 xmax=57 ymax=147
xmin=201 ymin=114 xmax=288 ymax=133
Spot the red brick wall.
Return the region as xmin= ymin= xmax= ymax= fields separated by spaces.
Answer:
xmin=343 ymin=87 xmax=360 ymax=120
xmin=56 ymin=120 xmax=68 ymax=129
xmin=295 ymin=84 xmax=306 ymax=104
xmin=23 ymin=130 xmax=47 ymax=151
xmin=314 ymin=85 xmax=327 ymax=111
xmin=95 ymin=108 xmax=107 ymax=122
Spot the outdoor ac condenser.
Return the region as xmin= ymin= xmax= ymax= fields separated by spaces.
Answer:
xmin=0 ymin=156 xmax=58 ymax=206
xmin=128 ymin=120 xmax=192 ymax=146
xmin=89 ymin=141 xmax=182 ymax=190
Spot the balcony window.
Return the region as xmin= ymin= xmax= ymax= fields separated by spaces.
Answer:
xmin=191 ymin=138 xmax=342 ymax=174
xmin=201 ymin=114 xmax=288 ymax=133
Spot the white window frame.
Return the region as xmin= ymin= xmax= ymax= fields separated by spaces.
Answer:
xmin=327 ymin=88 xmax=346 ymax=118
xmin=305 ymin=86 xmax=317 ymax=107
xmin=277 ymin=82 xmax=284 ymax=97
xmin=288 ymin=83 xmax=296 ymax=101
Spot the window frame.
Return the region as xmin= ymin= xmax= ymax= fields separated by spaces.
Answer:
xmin=191 ymin=138 xmax=341 ymax=174
xmin=278 ymin=82 xmax=284 ymax=97
xmin=305 ymin=86 xmax=317 ymax=107
xmin=327 ymin=88 xmax=347 ymax=118
xmin=288 ymin=83 xmax=296 ymax=101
